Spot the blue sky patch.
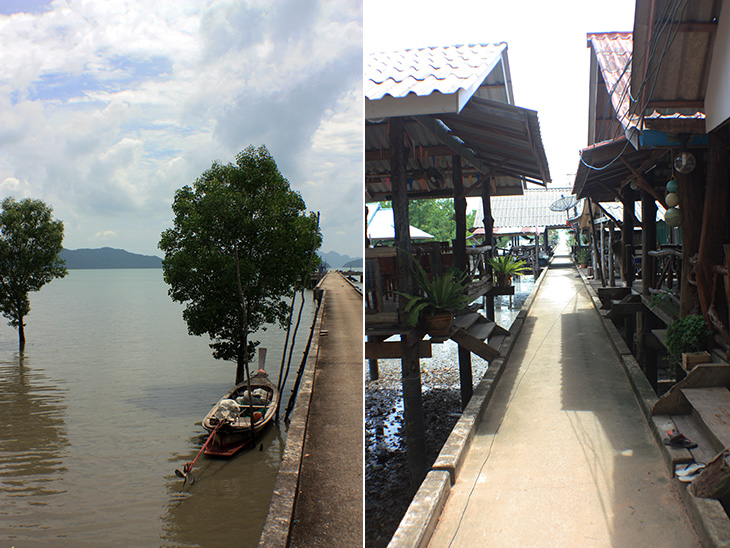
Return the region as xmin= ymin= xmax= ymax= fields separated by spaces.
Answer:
xmin=0 ymin=0 xmax=52 ymax=15
xmin=27 ymin=55 xmax=173 ymax=102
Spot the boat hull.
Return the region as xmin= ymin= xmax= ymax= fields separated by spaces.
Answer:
xmin=202 ymin=371 xmax=279 ymax=457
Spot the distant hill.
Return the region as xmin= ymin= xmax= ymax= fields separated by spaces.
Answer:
xmin=319 ymin=250 xmax=361 ymax=269
xmin=60 ymin=247 xmax=163 ymax=269
xmin=343 ymin=259 xmax=363 ymax=269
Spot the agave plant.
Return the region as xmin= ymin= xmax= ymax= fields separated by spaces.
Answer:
xmin=488 ymin=255 xmax=530 ymax=286
xmin=398 ymin=260 xmax=472 ymax=327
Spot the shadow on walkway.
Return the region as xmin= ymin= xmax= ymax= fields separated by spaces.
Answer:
xmin=427 ymin=261 xmax=699 ymax=548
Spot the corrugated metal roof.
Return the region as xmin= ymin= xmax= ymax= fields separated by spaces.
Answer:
xmin=366 ymin=44 xmax=508 ymax=102
xmin=365 ymin=97 xmax=551 ymax=202
xmin=440 ymin=97 xmax=550 ymax=185
xmin=573 ymin=137 xmax=671 ymax=201
xmin=472 ymin=188 xmax=575 ymax=231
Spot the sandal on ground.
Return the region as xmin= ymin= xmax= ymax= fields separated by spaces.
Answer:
xmin=677 ymin=470 xmax=702 ymax=483
xmin=664 ymin=431 xmax=698 ymax=449
xmin=675 ymin=462 xmax=705 ymax=477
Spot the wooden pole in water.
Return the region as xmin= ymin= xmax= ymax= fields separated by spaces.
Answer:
xmin=390 ymin=116 xmax=427 ymax=487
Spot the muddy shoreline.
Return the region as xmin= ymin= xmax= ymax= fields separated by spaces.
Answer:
xmin=364 ymin=342 xmax=489 ymax=548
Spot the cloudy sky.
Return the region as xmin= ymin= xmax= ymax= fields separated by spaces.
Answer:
xmin=365 ymin=0 xmax=635 ymax=190
xmin=0 ymin=0 xmax=363 ymax=258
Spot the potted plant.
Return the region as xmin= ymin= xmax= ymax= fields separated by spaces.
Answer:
xmin=575 ymin=247 xmax=590 ymax=268
xmin=398 ymin=260 xmax=471 ymax=336
xmin=665 ymin=314 xmax=712 ymax=377
xmin=487 ymin=255 xmax=530 ymax=287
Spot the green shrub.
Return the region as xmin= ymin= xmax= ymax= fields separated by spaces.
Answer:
xmin=666 ymin=314 xmax=712 ymax=374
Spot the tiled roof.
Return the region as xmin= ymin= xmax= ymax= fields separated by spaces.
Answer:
xmin=587 ymin=33 xmax=635 ymax=139
xmin=366 ymin=44 xmax=508 ymax=101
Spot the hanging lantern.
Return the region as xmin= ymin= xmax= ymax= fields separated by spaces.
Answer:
xmin=665 ymin=192 xmax=680 ymax=207
xmin=665 ymin=207 xmax=683 ymax=227
xmin=674 ymin=151 xmax=696 ymax=174
xmin=666 ymin=179 xmax=679 ymax=193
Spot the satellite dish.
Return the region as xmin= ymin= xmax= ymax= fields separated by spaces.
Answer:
xmin=549 ymin=195 xmax=579 ymax=212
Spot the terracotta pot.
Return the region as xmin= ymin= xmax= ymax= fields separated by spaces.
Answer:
xmin=424 ymin=312 xmax=453 ymax=337
xmin=496 ymin=273 xmax=511 ymax=287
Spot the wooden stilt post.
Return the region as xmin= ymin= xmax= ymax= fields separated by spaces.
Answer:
xmin=608 ymin=221 xmax=616 ymax=287
xmin=483 ymin=180 xmax=496 ymax=322
xmin=641 ymin=187 xmax=657 ymax=298
xmin=587 ymin=197 xmax=606 ymax=286
xmin=600 ymin=221 xmax=606 ymax=283
xmin=390 ymin=116 xmax=427 ymax=487
xmin=622 ymin=185 xmax=635 ymax=288
xmin=453 ymin=155 xmax=472 ymax=409
xmin=677 ymin=159 xmax=706 ymax=317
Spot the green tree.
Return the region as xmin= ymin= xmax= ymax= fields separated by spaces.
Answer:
xmin=159 ymin=145 xmax=321 ymax=384
xmin=379 ymin=199 xmax=477 ymax=242
xmin=0 ymin=197 xmax=67 ymax=350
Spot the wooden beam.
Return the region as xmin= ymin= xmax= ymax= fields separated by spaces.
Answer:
xmin=645 ymin=100 xmax=705 ymax=109
xmin=450 ymin=329 xmax=500 ymax=361
xmin=620 ymin=156 xmax=668 ymax=209
xmin=365 ymin=144 xmax=453 ymax=162
xmin=595 ymin=202 xmax=622 ymax=228
xmin=365 ymin=340 xmax=432 ymax=359
xmin=676 ymin=22 xmax=718 ymax=34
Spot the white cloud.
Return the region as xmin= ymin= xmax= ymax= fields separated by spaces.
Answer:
xmin=93 ymin=230 xmax=117 ymax=240
xmin=0 ymin=0 xmax=363 ymax=257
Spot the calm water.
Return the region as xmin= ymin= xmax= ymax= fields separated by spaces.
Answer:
xmin=0 ymin=269 xmax=315 ymax=547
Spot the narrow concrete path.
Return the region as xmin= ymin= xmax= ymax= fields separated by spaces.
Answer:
xmin=289 ymin=272 xmax=363 ymax=547
xmin=428 ymin=256 xmax=699 ymax=548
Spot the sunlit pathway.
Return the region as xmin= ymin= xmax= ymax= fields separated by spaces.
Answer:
xmin=289 ymin=272 xmax=363 ymax=547
xmin=428 ymin=255 xmax=699 ymax=548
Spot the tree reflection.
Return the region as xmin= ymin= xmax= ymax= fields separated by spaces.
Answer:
xmin=0 ymin=354 xmax=69 ymax=500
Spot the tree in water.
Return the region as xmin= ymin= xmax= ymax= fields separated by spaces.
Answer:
xmin=0 ymin=197 xmax=68 ymax=351
xmin=159 ymin=145 xmax=321 ymax=384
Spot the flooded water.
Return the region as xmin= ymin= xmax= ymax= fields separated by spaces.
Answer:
xmin=0 ymin=269 xmax=314 ymax=547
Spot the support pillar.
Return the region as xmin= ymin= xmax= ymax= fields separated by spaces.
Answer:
xmin=453 ymin=155 xmax=472 ymax=409
xmin=641 ymin=187 xmax=657 ymax=298
xmin=390 ymin=116 xmax=426 ymax=487
xmin=622 ymin=185 xmax=635 ymax=288
xmin=608 ymin=221 xmax=616 ymax=287
xmin=677 ymin=160 xmax=706 ymax=317
xmin=697 ymin=127 xmax=730 ymax=319
xmin=587 ymin=198 xmax=606 ymax=286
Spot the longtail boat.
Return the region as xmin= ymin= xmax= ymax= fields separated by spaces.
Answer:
xmin=201 ymin=350 xmax=279 ymax=457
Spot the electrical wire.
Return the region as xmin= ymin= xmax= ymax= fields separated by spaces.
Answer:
xmin=583 ymin=0 xmax=689 ymax=172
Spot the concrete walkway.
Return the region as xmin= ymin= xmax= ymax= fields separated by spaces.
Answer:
xmin=288 ymin=272 xmax=363 ymax=547
xmin=427 ymin=256 xmax=700 ymax=548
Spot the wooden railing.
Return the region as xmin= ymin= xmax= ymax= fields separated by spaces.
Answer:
xmin=646 ymin=246 xmax=682 ymax=296
xmin=364 ymin=243 xmax=494 ymax=328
